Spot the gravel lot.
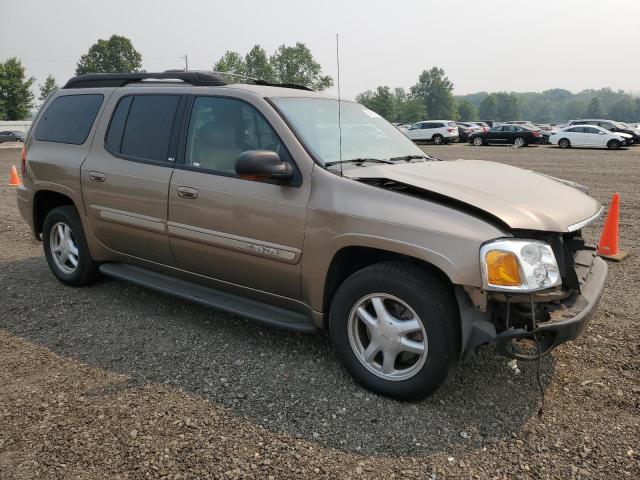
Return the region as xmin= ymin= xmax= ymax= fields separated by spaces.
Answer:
xmin=1 ymin=144 xmax=638 ymax=478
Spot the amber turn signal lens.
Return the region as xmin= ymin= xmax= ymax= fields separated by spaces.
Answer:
xmin=485 ymin=250 xmax=521 ymax=287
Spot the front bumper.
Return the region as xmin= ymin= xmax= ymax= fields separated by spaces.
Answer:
xmin=497 ymin=251 xmax=608 ymax=359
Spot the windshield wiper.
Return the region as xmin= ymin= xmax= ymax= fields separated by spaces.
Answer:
xmin=325 ymin=158 xmax=395 ymax=167
xmin=389 ymin=154 xmax=433 ymax=162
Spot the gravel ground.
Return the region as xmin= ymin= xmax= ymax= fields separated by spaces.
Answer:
xmin=1 ymin=144 xmax=638 ymax=478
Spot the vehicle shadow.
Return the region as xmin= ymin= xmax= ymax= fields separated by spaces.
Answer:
xmin=0 ymin=256 xmax=555 ymax=456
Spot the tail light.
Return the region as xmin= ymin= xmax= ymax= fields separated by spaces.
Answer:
xmin=532 ymin=130 xmax=541 ymax=137
xmin=447 ymin=127 xmax=456 ymax=133
xmin=21 ymin=145 xmax=27 ymax=177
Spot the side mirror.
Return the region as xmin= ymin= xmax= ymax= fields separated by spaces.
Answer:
xmin=235 ymin=150 xmax=293 ymax=182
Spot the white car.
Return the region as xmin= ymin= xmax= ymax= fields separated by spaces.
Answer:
xmin=405 ymin=120 xmax=459 ymax=145
xmin=550 ymin=125 xmax=629 ymax=150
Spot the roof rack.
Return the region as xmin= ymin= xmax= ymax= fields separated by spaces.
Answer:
xmin=63 ymin=71 xmax=228 ymax=89
xmin=212 ymin=70 xmax=314 ymax=91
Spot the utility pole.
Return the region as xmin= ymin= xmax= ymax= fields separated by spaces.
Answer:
xmin=182 ymin=54 xmax=188 ymax=70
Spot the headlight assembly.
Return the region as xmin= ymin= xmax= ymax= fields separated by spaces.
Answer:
xmin=480 ymin=239 xmax=561 ymax=292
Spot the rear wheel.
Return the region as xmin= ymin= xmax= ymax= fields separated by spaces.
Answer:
xmin=513 ymin=137 xmax=526 ymax=148
xmin=432 ymin=134 xmax=444 ymax=145
xmin=558 ymin=138 xmax=571 ymax=148
xmin=472 ymin=137 xmax=484 ymax=146
xmin=607 ymin=139 xmax=621 ymax=150
xmin=43 ymin=206 xmax=98 ymax=286
xmin=329 ymin=262 xmax=459 ymax=400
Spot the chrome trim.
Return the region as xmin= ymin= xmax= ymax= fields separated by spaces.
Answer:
xmin=567 ymin=206 xmax=604 ymax=232
xmin=93 ymin=206 xmax=166 ymax=234
xmin=167 ymin=222 xmax=300 ymax=264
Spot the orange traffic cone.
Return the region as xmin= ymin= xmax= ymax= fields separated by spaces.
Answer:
xmin=597 ymin=193 xmax=628 ymax=262
xmin=8 ymin=165 xmax=21 ymax=186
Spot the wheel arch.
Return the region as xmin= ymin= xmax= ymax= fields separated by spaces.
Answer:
xmin=33 ymin=189 xmax=78 ymax=240
xmin=320 ymin=244 xmax=456 ymax=328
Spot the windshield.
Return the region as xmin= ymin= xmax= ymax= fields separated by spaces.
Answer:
xmin=271 ymin=98 xmax=426 ymax=167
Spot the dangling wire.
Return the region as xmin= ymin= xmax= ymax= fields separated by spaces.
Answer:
xmin=530 ymin=294 xmax=544 ymax=417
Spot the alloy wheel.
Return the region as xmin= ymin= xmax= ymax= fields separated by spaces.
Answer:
xmin=50 ymin=222 xmax=79 ymax=274
xmin=347 ymin=293 xmax=428 ymax=381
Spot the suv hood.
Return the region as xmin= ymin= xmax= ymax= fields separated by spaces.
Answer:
xmin=345 ymin=160 xmax=602 ymax=232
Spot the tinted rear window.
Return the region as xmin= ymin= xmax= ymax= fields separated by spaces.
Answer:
xmin=106 ymin=95 xmax=180 ymax=162
xmin=35 ymin=94 xmax=103 ymax=145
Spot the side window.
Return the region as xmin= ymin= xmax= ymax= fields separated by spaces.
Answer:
xmin=567 ymin=127 xmax=584 ymax=133
xmin=35 ymin=94 xmax=103 ymax=144
xmin=184 ymin=96 xmax=289 ymax=176
xmin=585 ymin=127 xmax=600 ymax=134
xmin=105 ymin=95 xmax=180 ymax=162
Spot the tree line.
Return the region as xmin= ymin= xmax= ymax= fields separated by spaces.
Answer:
xmin=0 ymin=35 xmax=334 ymax=120
xmin=358 ymin=70 xmax=640 ymax=124
xmin=2 ymin=34 xmax=639 ymax=123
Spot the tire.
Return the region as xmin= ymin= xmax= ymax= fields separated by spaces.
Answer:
xmin=329 ymin=262 xmax=460 ymax=400
xmin=607 ymin=139 xmax=621 ymax=150
xmin=558 ymin=138 xmax=571 ymax=148
xmin=432 ymin=134 xmax=444 ymax=145
xmin=472 ymin=137 xmax=484 ymax=146
xmin=513 ymin=137 xmax=526 ymax=148
xmin=43 ymin=205 xmax=98 ymax=287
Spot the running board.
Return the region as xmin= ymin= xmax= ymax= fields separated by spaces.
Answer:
xmin=98 ymin=263 xmax=316 ymax=333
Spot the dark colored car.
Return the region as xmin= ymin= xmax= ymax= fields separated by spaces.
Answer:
xmin=0 ymin=130 xmax=26 ymax=143
xmin=455 ymin=122 xmax=481 ymax=142
xmin=569 ymin=119 xmax=639 ymax=145
xmin=469 ymin=124 xmax=543 ymax=147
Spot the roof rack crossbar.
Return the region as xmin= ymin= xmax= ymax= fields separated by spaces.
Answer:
xmin=63 ymin=71 xmax=228 ymax=89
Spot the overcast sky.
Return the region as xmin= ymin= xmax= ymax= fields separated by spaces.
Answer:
xmin=2 ymin=0 xmax=639 ymax=99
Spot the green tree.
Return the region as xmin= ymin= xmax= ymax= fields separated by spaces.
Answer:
xmin=0 ymin=57 xmax=35 ymax=120
xmin=356 ymin=86 xmax=398 ymax=121
xmin=395 ymin=87 xmax=426 ymax=123
xmin=270 ymin=42 xmax=333 ymax=90
xmin=584 ymin=97 xmax=606 ymax=118
xmin=75 ymin=35 xmax=142 ymax=75
xmin=456 ymin=100 xmax=478 ymax=121
xmin=244 ymin=45 xmax=274 ymax=81
xmin=609 ymin=98 xmax=635 ymax=122
xmin=478 ymin=94 xmax=497 ymax=120
xmin=410 ymin=67 xmax=456 ymax=119
xmin=38 ymin=74 xmax=58 ymax=102
xmin=562 ymin=99 xmax=586 ymax=122
xmin=494 ymin=92 xmax=521 ymax=121
xmin=214 ymin=51 xmax=246 ymax=76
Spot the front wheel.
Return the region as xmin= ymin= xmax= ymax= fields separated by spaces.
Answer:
xmin=329 ymin=262 xmax=460 ymax=400
xmin=432 ymin=134 xmax=444 ymax=145
xmin=472 ymin=137 xmax=484 ymax=146
xmin=43 ymin=206 xmax=98 ymax=286
xmin=607 ymin=139 xmax=621 ymax=150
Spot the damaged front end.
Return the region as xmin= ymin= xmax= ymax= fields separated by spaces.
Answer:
xmin=459 ymin=231 xmax=608 ymax=361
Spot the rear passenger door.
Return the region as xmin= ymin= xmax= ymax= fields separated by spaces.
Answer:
xmin=81 ymin=91 xmax=185 ymax=265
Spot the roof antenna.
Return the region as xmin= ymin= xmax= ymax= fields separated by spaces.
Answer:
xmin=336 ymin=33 xmax=343 ymax=176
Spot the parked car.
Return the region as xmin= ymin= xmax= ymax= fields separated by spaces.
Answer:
xmin=471 ymin=121 xmax=490 ymax=131
xmin=17 ymin=71 xmax=607 ymax=400
xmin=569 ymin=119 xmax=639 ymax=145
xmin=506 ymin=120 xmax=535 ymax=127
xmin=468 ymin=124 xmax=544 ymax=147
xmin=550 ymin=125 xmax=628 ymax=149
xmin=456 ymin=122 xmax=482 ymax=142
xmin=405 ymin=120 xmax=459 ymax=144
xmin=0 ymin=130 xmax=26 ymax=143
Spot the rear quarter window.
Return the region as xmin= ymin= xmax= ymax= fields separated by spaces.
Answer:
xmin=34 ymin=94 xmax=103 ymax=145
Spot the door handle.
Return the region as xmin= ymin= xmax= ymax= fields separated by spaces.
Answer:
xmin=176 ymin=186 xmax=198 ymax=199
xmin=88 ymin=171 xmax=105 ymax=183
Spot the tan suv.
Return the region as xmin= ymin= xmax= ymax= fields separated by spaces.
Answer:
xmin=17 ymin=71 xmax=607 ymax=400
